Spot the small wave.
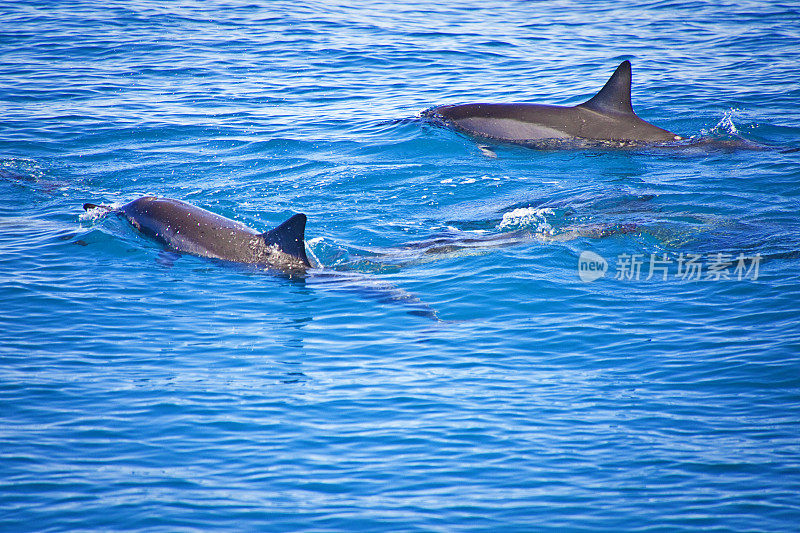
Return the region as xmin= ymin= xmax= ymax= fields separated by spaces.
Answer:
xmin=439 ymin=176 xmax=492 ymax=185
xmin=305 ymin=236 xmax=372 ymax=269
xmin=303 ymin=238 xmax=324 ymax=269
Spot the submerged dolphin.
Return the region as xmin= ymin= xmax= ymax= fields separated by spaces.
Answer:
xmin=425 ymin=61 xmax=682 ymax=145
xmin=83 ymin=196 xmax=311 ymax=270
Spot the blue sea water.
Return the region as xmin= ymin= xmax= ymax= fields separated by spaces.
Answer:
xmin=2 ymin=0 xmax=800 ymax=530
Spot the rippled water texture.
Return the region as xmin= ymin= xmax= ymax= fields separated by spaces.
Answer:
xmin=2 ymin=1 xmax=800 ymax=531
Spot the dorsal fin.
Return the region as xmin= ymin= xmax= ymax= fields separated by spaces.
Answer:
xmin=261 ymin=213 xmax=311 ymax=267
xmin=577 ymin=60 xmax=634 ymax=115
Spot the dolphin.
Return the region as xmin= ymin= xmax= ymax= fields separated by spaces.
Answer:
xmin=83 ymin=196 xmax=311 ymax=270
xmin=424 ymin=61 xmax=682 ymax=145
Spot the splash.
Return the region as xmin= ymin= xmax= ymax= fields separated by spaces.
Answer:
xmin=702 ymin=109 xmax=741 ymax=136
xmin=79 ymin=202 xmax=122 ymax=221
xmin=497 ymin=207 xmax=556 ymax=234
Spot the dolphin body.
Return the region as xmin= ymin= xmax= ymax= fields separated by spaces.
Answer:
xmin=83 ymin=196 xmax=311 ymax=270
xmin=425 ymin=61 xmax=682 ymax=145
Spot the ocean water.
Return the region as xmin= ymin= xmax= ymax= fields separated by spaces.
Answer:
xmin=2 ymin=0 xmax=800 ymax=530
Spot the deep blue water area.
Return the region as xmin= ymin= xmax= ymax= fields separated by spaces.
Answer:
xmin=2 ymin=1 xmax=800 ymax=531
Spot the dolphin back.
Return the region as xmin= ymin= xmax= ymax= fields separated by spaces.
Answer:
xmin=261 ymin=214 xmax=311 ymax=267
xmin=84 ymin=196 xmax=312 ymax=270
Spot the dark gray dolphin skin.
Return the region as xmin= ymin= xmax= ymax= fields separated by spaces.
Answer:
xmin=83 ymin=196 xmax=311 ymax=270
xmin=426 ymin=61 xmax=682 ymax=144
